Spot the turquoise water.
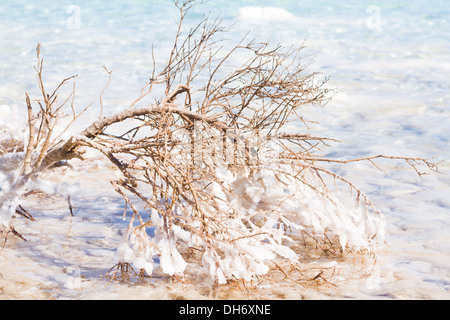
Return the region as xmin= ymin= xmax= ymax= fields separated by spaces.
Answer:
xmin=1 ymin=0 xmax=449 ymax=110
xmin=0 ymin=0 xmax=449 ymax=299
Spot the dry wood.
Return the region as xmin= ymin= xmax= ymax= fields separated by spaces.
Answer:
xmin=1 ymin=0 xmax=440 ymax=285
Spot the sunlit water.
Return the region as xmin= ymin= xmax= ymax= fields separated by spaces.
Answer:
xmin=0 ymin=0 xmax=449 ymax=299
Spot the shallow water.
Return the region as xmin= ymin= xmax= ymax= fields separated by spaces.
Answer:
xmin=0 ymin=0 xmax=449 ymax=299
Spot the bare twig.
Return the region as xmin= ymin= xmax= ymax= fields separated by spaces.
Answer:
xmin=2 ymin=1 xmax=439 ymax=288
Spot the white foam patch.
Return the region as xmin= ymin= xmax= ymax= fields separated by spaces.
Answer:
xmin=238 ymin=6 xmax=296 ymax=23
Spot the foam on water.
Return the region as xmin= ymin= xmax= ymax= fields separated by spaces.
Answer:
xmin=238 ymin=7 xmax=296 ymax=22
xmin=0 ymin=0 xmax=449 ymax=299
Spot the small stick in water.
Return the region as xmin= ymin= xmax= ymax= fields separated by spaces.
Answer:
xmin=67 ymin=195 xmax=74 ymax=216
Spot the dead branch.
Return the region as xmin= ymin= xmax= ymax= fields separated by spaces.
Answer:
xmin=2 ymin=1 xmax=440 ymax=287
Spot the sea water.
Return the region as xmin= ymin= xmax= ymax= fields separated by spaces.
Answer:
xmin=0 ymin=0 xmax=449 ymax=299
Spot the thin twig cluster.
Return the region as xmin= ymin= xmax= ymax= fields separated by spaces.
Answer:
xmin=0 ymin=0 xmax=439 ymax=286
